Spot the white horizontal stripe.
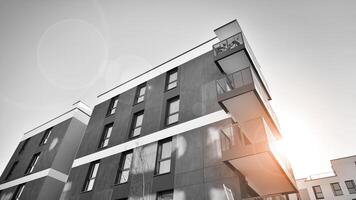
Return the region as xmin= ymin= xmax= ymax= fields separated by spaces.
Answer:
xmin=96 ymin=38 xmax=219 ymax=104
xmin=72 ymin=110 xmax=230 ymax=168
xmin=21 ymin=108 xmax=90 ymax=141
xmin=0 ymin=169 xmax=68 ymax=190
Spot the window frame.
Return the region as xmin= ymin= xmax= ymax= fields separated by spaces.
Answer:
xmin=345 ymin=180 xmax=356 ymax=194
xmin=82 ymin=161 xmax=100 ymax=192
xmin=330 ymin=182 xmax=343 ymax=196
xmin=165 ymin=68 xmax=178 ymax=91
xmin=115 ymin=150 xmax=133 ymax=184
xmin=39 ymin=128 xmax=52 ymax=145
xmin=312 ymin=185 xmax=324 ymax=199
xmin=129 ymin=111 xmax=144 ymax=138
xmin=134 ymin=83 xmax=147 ymax=104
xmin=5 ymin=161 xmax=18 ymax=180
xmin=25 ymin=153 xmax=40 ymax=174
xmin=156 ymin=189 xmax=174 ymax=200
xmin=19 ymin=139 xmax=29 ymax=155
xmin=12 ymin=184 xmax=25 ymax=200
xmin=107 ymin=95 xmax=119 ymax=116
xmin=155 ymin=138 xmax=173 ymax=175
xmin=165 ymin=96 xmax=180 ymax=126
xmin=98 ymin=123 xmax=114 ymax=149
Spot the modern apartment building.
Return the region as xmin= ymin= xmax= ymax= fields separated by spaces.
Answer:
xmin=296 ymin=155 xmax=356 ymax=200
xmin=0 ymin=102 xmax=91 ymax=200
xmin=60 ymin=20 xmax=298 ymax=200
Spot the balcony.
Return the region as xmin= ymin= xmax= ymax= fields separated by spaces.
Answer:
xmin=212 ymin=32 xmax=271 ymax=100
xmin=220 ymin=120 xmax=297 ymax=196
xmin=216 ymin=67 xmax=280 ymax=138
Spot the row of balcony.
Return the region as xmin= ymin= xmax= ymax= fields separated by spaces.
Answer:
xmin=212 ymin=24 xmax=297 ymax=197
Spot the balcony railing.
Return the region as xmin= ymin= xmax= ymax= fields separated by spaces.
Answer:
xmin=213 ymin=32 xmax=244 ymax=57
xmin=216 ymin=67 xmax=280 ymax=128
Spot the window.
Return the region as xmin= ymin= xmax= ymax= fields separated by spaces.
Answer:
xmin=130 ymin=111 xmax=144 ymax=138
xmin=107 ymin=96 xmax=119 ymax=116
xmin=39 ymin=128 xmax=52 ymax=145
xmin=155 ymin=138 xmax=172 ymax=175
xmin=331 ymin=182 xmax=343 ymax=196
xmin=166 ymin=68 xmax=178 ymax=91
xmin=25 ymin=153 xmax=40 ymax=174
xmin=98 ymin=123 xmax=113 ymax=149
xmin=156 ymin=189 xmax=173 ymax=200
xmin=83 ymin=161 xmax=100 ymax=192
xmin=12 ymin=184 xmax=25 ymax=200
xmin=135 ymin=83 xmax=146 ymax=104
xmin=345 ymin=180 xmax=356 ymax=194
xmin=166 ymin=97 xmax=180 ymax=126
xmin=115 ymin=151 xmax=133 ymax=184
xmin=312 ymin=185 xmax=324 ymax=199
xmin=19 ymin=139 xmax=29 ymax=154
xmin=5 ymin=161 xmax=18 ymax=180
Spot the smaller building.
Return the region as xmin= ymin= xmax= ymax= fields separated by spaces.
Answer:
xmin=296 ymin=155 xmax=356 ymax=200
xmin=0 ymin=101 xmax=91 ymax=200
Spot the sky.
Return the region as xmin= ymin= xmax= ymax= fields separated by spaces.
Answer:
xmin=0 ymin=0 xmax=356 ymax=179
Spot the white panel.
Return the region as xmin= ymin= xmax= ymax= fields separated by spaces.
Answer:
xmin=72 ymin=110 xmax=230 ymax=168
xmin=0 ymin=169 xmax=68 ymax=190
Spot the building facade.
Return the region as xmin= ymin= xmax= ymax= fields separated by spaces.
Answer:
xmin=60 ymin=20 xmax=297 ymax=200
xmin=296 ymin=155 xmax=356 ymax=200
xmin=0 ymin=102 xmax=91 ymax=200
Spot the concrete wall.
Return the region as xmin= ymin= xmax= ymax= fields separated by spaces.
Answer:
xmin=62 ymin=50 xmax=253 ymax=200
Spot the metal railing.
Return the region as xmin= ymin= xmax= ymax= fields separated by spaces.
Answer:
xmin=219 ymin=122 xmax=294 ymax=180
xmin=213 ymin=32 xmax=244 ymax=57
xmin=243 ymin=194 xmax=288 ymax=200
xmin=216 ymin=67 xmax=253 ymax=95
xmin=216 ymin=67 xmax=280 ymax=129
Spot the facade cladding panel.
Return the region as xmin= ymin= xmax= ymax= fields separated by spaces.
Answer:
xmin=62 ymin=50 xmax=256 ymax=200
xmin=0 ymin=115 xmax=88 ymax=200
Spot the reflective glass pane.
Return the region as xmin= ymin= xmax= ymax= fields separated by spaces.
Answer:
xmin=92 ymin=163 xmax=99 ymax=178
xmin=167 ymin=82 xmax=177 ymax=90
xmin=123 ymin=153 xmax=133 ymax=169
xmin=169 ymin=72 xmax=177 ymax=82
xmin=132 ymin=127 xmax=141 ymax=137
xmin=161 ymin=142 xmax=172 ymax=159
xmin=169 ymin=100 xmax=179 ymax=114
xmin=87 ymin=179 xmax=95 ymax=191
xmin=157 ymin=191 xmax=173 ymax=200
xmin=159 ymin=160 xmax=171 ymax=174
xmin=168 ymin=114 xmax=179 ymax=125
xmin=119 ymin=170 xmax=130 ymax=183
xmin=103 ymin=139 xmax=109 ymax=147
xmin=135 ymin=114 xmax=143 ymax=127
xmin=106 ymin=126 xmax=113 ymax=137
xmin=137 ymin=96 xmax=144 ymax=103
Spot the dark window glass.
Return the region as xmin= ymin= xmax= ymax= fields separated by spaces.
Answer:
xmin=19 ymin=139 xmax=29 ymax=154
xmin=12 ymin=184 xmax=25 ymax=200
xmin=331 ymin=182 xmax=343 ymax=196
xmin=98 ymin=123 xmax=113 ymax=149
xmin=130 ymin=111 xmax=144 ymax=138
xmin=312 ymin=185 xmax=324 ymax=199
xmin=157 ymin=189 xmax=173 ymax=200
xmin=115 ymin=151 xmax=133 ymax=184
xmin=25 ymin=153 xmax=40 ymax=174
xmin=345 ymin=180 xmax=356 ymax=194
xmin=83 ymin=161 xmax=100 ymax=192
xmin=39 ymin=128 xmax=52 ymax=145
xmin=107 ymin=96 xmax=119 ymax=116
xmin=155 ymin=138 xmax=172 ymax=175
xmin=5 ymin=161 xmax=18 ymax=180
xmin=166 ymin=68 xmax=178 ymax=91
xmin=166 ymin=97 xmax=179 ymax=126
xmin=135 ymin=83 xmax=146 ymax=104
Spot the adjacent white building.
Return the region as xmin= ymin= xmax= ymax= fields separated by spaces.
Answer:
xmin=296 ymin=155 xmax=356 ymax=200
